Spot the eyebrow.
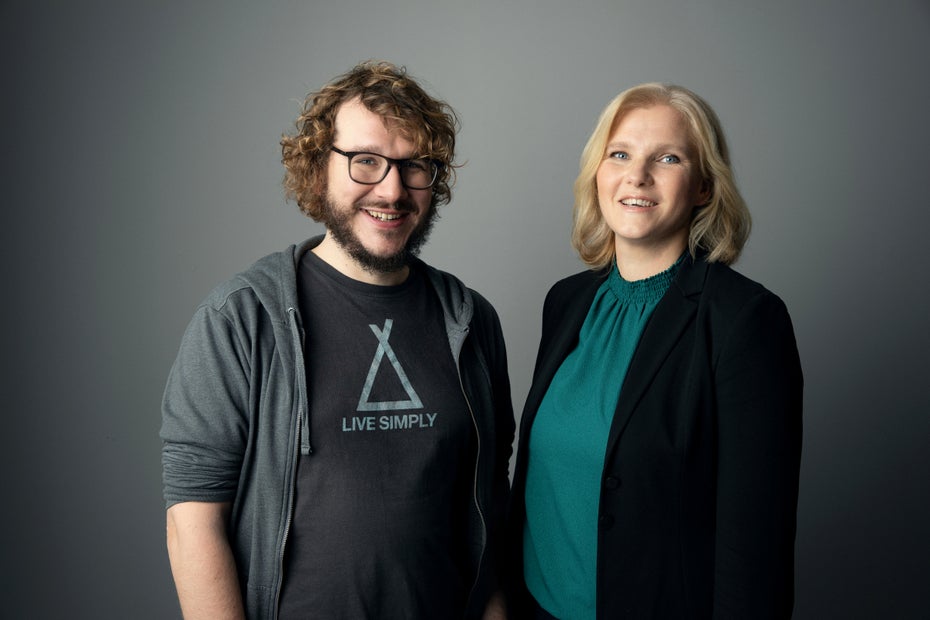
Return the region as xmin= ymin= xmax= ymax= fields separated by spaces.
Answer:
xmin=344 ymin=145 xmax=423 ymax=159
xmin=605 ymin=141 xmax=691 ymax=153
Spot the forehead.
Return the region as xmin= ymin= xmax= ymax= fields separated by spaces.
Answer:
xmin=333 ymin=98 xmax=415 ymax=154
xmin=609 ymin=104 xmax=693 ymax=147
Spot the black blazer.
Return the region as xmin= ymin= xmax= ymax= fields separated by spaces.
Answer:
xmin=508 ymin=254 xmax=803 ymax=619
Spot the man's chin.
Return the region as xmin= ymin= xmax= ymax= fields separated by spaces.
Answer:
xmin=341 ymin=221 xmax=434 ymax=276
xmin=348 ymin=245 xmax=412 ymax=275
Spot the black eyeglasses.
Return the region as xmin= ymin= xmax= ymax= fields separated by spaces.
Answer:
xmin=331 ymin=146 xmax=441 ymax=190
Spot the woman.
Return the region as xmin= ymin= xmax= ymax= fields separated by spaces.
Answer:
xmin=508 ymin=84 xmax=803 ymax=619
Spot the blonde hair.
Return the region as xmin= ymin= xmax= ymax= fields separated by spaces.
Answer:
xmin=572 ymin=83 xmax=751 ymax=268
xmin=281 ymin=61 xmax=459 ymax=220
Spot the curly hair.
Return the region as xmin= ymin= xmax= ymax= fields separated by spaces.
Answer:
xmin=281 ymin=61 xmax=460 ymax=221
xmin=572 ymin=83 xmax=751 ymax=269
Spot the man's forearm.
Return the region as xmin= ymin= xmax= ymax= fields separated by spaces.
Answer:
xmin=166 ymin=502 xmax=246 ymax=620
xmin=482 ymin=589 xmax=507 ymax=620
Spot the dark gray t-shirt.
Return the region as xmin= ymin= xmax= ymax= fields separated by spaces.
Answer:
xmin=277 ymin=252 xmax=474 ymax=619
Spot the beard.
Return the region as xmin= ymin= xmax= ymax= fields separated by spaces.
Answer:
xmin=321 ymin=193 xmax=439 ymax=275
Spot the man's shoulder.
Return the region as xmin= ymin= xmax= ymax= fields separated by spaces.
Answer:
xmin=197 ymin=241 xmax=311 ymax=317
xmin=412 ymin=259 xmax=505 ymax=331
xmin=413 ymin=258 xmax=471 ymax=302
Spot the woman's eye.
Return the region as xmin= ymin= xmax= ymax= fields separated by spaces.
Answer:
xmin=609 ymin=151 xmax=629 ymax=160
xmin=659 ymin=154 xmax=681 ymax=164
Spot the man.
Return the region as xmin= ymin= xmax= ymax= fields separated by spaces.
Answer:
xmin=161 ymin=61 xmax=514 ymax=619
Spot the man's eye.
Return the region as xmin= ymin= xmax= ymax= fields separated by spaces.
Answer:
xmin=403 ymin=160 xmax=429 ymax=172
xmin=354 ymin=156 xmax=380 ymax=166
xmin=659 ymin=154 xmax=681 ymax=164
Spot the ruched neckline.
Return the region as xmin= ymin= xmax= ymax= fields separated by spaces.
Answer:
xmin=607 ymin=254 xmax=684 ymax=305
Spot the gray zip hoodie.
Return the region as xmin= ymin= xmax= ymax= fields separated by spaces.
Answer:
xmin=161 ymin=237 xmax=514 ymax=619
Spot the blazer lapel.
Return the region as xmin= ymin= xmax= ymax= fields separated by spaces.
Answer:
xmin=603 ymin=255 xmax=709 ymax=458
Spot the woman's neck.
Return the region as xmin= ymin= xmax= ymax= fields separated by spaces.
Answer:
xmin=614 ymin=239 xmax=687 ymax=281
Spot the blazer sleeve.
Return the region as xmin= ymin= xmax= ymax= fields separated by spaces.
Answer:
xmin=712 ymin=289 xmax=803 ymax=619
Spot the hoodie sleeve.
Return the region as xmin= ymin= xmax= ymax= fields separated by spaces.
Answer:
xmin=469 ymin=291 xmax=516 ymax=560
xmin=480 ymin=295 xmax=515 ymax=531
xmin=161 ymin=289 xmax=254 ymax=507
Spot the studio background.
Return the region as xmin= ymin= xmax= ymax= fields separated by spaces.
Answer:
xmin=3 ymin=1 xmax=928 ymax=618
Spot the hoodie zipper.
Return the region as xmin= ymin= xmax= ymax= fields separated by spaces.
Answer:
xmin=274 ymin=307 xmax=311 ymax=618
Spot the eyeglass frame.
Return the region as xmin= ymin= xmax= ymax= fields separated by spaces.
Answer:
xmin=330 ymin=146 xmax=442 ymax=190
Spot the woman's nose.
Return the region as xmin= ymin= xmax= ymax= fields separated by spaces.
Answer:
xmin=625 ymin=161 xmax=651 ymax=186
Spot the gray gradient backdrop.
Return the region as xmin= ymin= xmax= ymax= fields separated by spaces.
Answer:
xmin=4 ymin=1 xmax=929 ymax=618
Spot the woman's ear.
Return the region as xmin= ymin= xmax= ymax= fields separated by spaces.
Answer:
xmin=697 ymin=179 xmax=712 ymax=206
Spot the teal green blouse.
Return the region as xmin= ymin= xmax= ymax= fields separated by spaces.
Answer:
xmin=523 ymin=257 xmax=682 ymax=619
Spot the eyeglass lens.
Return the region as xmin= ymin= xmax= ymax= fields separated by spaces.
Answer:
xmin=348 ymin=153 xmax=437 ymax=189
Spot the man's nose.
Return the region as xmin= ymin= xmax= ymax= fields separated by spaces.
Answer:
xmin=373 ymin=165 xmax=408 ymax=202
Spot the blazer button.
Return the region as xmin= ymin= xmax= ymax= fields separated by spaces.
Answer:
xmin=604 ymin=476 xmax=621 ymax=490
xmin=598 ymin=514 xmax=614 ymax=530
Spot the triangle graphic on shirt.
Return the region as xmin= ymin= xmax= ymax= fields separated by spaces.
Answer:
xmin=357 ymin=318 xmax=424 ymax=411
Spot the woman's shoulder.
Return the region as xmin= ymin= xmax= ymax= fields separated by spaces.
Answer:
xmin=547 ymin=267 xmax=609 ymax=300
xmin=702 ymin=260 xmax=776 ymax=297
xmin=536 ymin=269 xmax=612 ymax=336
xmin=698 ymin=260 xmax=791 ymax=322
